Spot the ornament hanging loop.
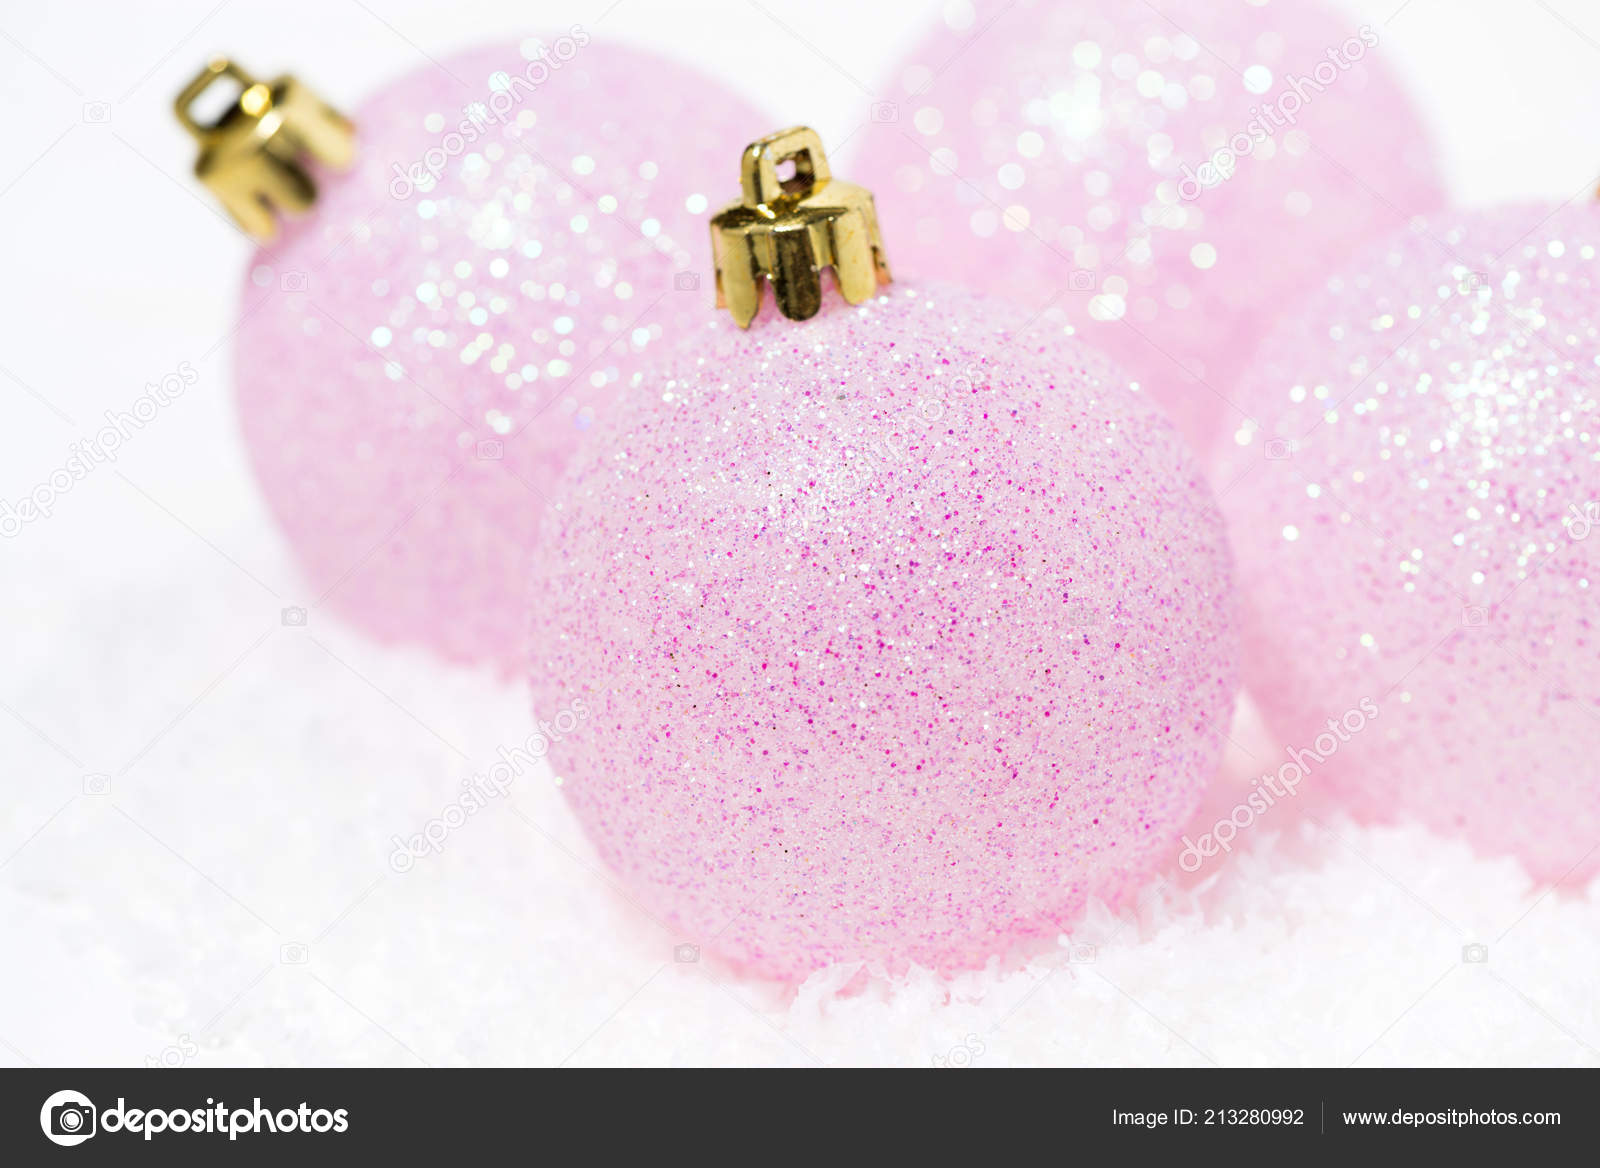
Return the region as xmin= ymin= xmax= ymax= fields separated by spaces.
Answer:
xmin=740 ymin=126 xmax=831 ymax=205
xmin=175 ymin=58 xmax=354 ymax=242
xmin=711 ymin=126 xmax=891 ymax=328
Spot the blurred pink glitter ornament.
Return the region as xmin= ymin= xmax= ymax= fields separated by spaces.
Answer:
xmin=849 ymin=0 xmax=1445 ymax=451
xmin=531 ymin=280 xmax=1239 ymax=979
xmin=1216 ymin=202 xmax=1600 ymax=883
xmin=226 ymin=40 xmax=767 ymax=673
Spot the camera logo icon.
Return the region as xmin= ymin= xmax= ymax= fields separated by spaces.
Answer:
xmin=280 ymin=942 xmax=309 ymax=964
xmin=82 ymin=773 xmax=111 ymax=796
xmin=1068 ymin=269 xmax=1097 ymax=292
xmin=40 ymin=1090 xmax=96 ymax=1146
xmin=1457 ymin=271 xmax=1489 ymax=295
xmin=1462 ymin=943 xmax=1489 ymax=964
xmin=281 ymin=606 xmax=308 ymax=627
xmin=673 ymin=271 xmax=700 ymax=292
xmin=1461 ymin=605 xmax=1488 ymax=629
xmin=1263 ymin=437 xmax=1293 ymax=461
xmin=279 ymin=270 xmax=309 ymax=293
xmin=475 ymin=439 xmax=504 ymax=461
xmin=82 ymin=102 xmax=112 ymax=124
xmin=1062 ymin=602 xmax=1102 ymax=628
xmin=870 ymin=100 xmax=899 ymax=123
xmin=673 ymin=943 xmax=699 ymax=963
xmin=1067 ymin=942 xmax=1098 ymax=964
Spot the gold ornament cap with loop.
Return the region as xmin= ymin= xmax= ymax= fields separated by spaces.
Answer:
xmin=174 ymin=58 xmax=355 ymax=241
xmin=710 ymin=126 xmax=891 ymax=327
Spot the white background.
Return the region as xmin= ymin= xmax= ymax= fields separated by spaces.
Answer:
xmin=1 ymin=0 xmax=1598 ymax=1067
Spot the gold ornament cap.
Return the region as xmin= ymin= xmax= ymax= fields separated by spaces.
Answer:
xmin=175 ymin=58 xmax=354 ymax=241
xmin=710 ymin=126 xmax=891 ymax=328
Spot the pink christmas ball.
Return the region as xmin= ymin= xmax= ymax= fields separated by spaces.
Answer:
xmin=1216 ymin=202 xmax=1600 ymax=882
xmin=531 ymin=282 xmax=1239 ymax=979
xmin=235 ymin=40 xmax=767 ymax=673
xmin=849 ymin=0 xmax=1444 ymax=451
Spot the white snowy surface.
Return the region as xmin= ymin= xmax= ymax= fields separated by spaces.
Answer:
xmin=3 ymin=0 xmax=1599 ymax=1067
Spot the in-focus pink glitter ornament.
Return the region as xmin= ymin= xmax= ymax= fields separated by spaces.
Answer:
xmin=230 ymin=40 xmax=767 ymax=673
xmin=531 ymin=281 xmax=1239 ymax=979
xmin=1217 ymin=202 xmax=1600 ymax=883
xmin=849 ymin=0 xmax=1444 ymax=451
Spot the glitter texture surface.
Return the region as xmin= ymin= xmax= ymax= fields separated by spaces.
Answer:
xmin=530 ymin=282 xmax=1239 ymax=979
xmin=1217 ymin=203 xmax=1600 ymax=883
xmin=235 ymin=40 xmax=768 ymax=673
xmin=849 ymin=0 xmax=1444 ymax=451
